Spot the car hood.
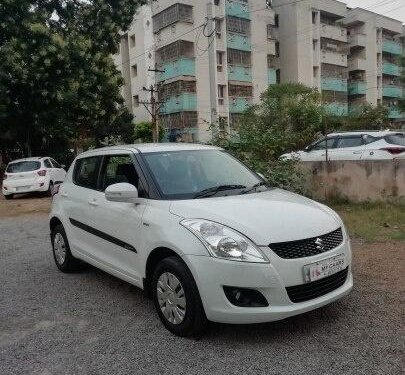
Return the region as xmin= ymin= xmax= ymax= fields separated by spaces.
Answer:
xmin=170 ymin=189 xmax=341 ymax=245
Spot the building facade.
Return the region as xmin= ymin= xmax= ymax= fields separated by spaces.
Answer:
xmin=113 ymin=0 xmax=405 ymax=142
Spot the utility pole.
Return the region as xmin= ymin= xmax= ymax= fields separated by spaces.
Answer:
xmin=140 ymin=66 xmax=165 ymax=143
xmin=207 ymin=2 xmax=217 ymax=126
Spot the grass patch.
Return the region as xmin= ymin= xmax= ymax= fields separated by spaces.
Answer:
xmin=332 ymin=202 xmax=405 ymax=242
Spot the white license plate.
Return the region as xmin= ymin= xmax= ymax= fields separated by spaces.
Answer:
xmin=16 ymin=186 xmax=30 ymax=191
xmin=304 ymin=254 xmax=345 ymax=283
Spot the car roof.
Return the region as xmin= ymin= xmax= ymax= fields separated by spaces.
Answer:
xmin=78 ymin=143 xmax=222 ymax=157
xmin=328 ymin=130 xmax=404 ymax=137
xmin=8 ymin=157 xmax=44 ymax=164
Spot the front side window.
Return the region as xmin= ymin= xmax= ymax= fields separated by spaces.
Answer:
xmin=73 ymin=156 xmax=102 ymax=190
xmin=6 ymin=161 xmax=41 ymax=173
xmin=100 ymin=155 xmax=139 ymax=191
xmin=336 ymin=136 xmax=364 ymax=148
xmin=310 ymin=138 xmax=336 ymax=151
xmin=44 ymin=159 xmax=52 ymax=168
xmin=143 ymin=150 xmax=262 ymax=199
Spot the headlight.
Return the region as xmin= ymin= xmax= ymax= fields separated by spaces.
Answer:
xmin=181 ymin=219 xmax=269 ymax=263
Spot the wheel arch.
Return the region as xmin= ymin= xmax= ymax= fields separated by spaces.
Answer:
xmin=50 ymin=216 xmax=63 ymax=233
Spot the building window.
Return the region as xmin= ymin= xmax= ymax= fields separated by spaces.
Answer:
xmin=215 ymin=18 xmax=222 ymax=38
xmin=275 ymin=41 xmax=280 ymax=57
xmin=131 ymin=64 xmax=138 ymax=77
xmin=217 ymin=51 xmax=224 ymax=71
xmin=218 ymin=85 xmax=225 ymax=105
xmin=227 ymin=48 xmax=251 ymax=66
xmin=133 ymin=95 xmax=140 ymax=107
xmin=226 ymin=16 xmax=250 ymax=35
xmin=214 ymin=0 xmax=220 ymax=6
xmin=152 ymin=3 xmax=193 ymax=33
xmin=274 ymin=14 xmax=279 ymax=27
xmin=312 ymin=11 xmax=317 ymax=24
xmin=276 ymin=69 xmax=281 ymax=84
xmin=130 ymin=34 xmax=136 ymax=48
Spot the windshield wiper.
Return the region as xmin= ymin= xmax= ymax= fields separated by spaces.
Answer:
xmin=240 ymin=181 xmax=267 ymax=195
xmin=193 ymin=184 xmax=246 ymax=199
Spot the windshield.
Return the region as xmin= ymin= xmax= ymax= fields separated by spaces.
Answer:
xmin=143 ymin=150 xmax=262 ymax=199
xmin=6 ymin=161 xmax=41 ymax=173
xmin=384 ymin=134 xmax=405 ymax=146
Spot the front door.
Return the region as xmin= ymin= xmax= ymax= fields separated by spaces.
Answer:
xmin=88 ymin=152 xmax=147 ymax=282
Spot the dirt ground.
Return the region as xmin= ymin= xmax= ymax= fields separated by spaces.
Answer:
xmin=0 ymin=194 xmax=51 ymax=218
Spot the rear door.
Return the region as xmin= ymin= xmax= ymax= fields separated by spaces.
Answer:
xmin=331 ymin=135 xmax=365 ymax=160
xmin=302 ymin=137 xmax=337 ymax=161
xmin=50 ymin=158 xmax=66 ymax=182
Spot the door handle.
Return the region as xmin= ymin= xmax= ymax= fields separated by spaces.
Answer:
xmin=88 ymin=200 xmax=99 ymax=207
xmin=61 ymin=192 xmax=68 ymax=198
xmin=353 ymin=151 xmax=362 ymax=154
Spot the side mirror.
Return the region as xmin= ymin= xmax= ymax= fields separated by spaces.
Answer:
xmin=105 ymin=183 xmax=139 ymax=203
xmin=61 ymin=164 xmax=66 ymax=169
xmin=304 ymin=146 xmax=310 ymax=152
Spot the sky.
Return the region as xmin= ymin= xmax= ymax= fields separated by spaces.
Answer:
xmin=344 ymin=0 xmax=405 ymax=23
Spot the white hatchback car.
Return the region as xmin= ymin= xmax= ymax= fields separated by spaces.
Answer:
xmin=2 ymin=157 xmax=66 ymax=199
xmin=281 ymin=130 xmax=405 ymax=161
xmin=49 ymin=144 xmax=353 ymax=336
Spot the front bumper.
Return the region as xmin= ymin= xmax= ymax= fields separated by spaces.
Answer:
xmin=2 ymin=180 xmax=49 ymax=195
xmin=184 ymin=241 xmax=352 ymax=324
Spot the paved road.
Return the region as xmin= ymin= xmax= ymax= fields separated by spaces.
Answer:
xmin=0 ymin=215 xmax=403 ymax=375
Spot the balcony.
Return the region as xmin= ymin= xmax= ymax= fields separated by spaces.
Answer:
xmin=382 ymin=40 xmax=402 ymax=55
xmin=160 ymin=93 xmax=197 ymax=114
xmin=348 ymin=33 xmax=366 ymax=48
xmin=348 ymin=57 xmax=367 ymax=71
xmin=228 ymin=65 xmax=252 ymax=82
xmin=325 ymin=103 xmax=348 ymax=116
xmin=320 ymin=23 xmax=346 ymax=43
xmin=321 ymin=50 xmax=347 ymax=67
xmin=348 ymin=81 xmax=366 ymax=96
xmin=227 ymin=33 xmax=251 ymax=51
xmin=321 ymin=78 xmax=347 ymax=92
xmin=158 ymin=58 xmax=195 ymax=82
xmin=268 ymin=69 xmax=276 ymax=85
xmin=388 ymin=107 xmax=403 ymax=119
xmin=229 ymin=97 xmax=252 ymax=113
xmin=382 ymin=85 xmax=402 ymax=98
xmin=382 ymin=62 xmax=400 ymax=76
xmin=225 ymin=0 xmax=250 ymax=20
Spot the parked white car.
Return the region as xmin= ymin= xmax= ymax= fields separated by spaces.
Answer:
xmin=281 ymin=130 xmax=405 ymax=161
xmin=2 ymin=157 xmax=66 ymax=199
xmin=50 ymin=144 xmax=352 ymax=336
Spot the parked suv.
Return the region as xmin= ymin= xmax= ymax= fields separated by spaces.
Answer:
xmin=49 ymin=144 xmax=353 ymax=336
xmin=281 ymin=130 xmax=405 ymax=161
xmin=2 ymin=157 xmax=66 ymax=199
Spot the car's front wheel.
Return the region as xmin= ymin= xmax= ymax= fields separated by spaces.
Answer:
xmin=51 ymin=224 xmax=81 ymax=272
xmin=152 ymin=256 xmax=208 ymax=337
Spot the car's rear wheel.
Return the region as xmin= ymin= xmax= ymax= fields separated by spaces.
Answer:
xmin=47 ymin=181 xmax=54 ymax=197
xmin=4 ymin=194 xmax=13 ymax=200
xmin=51 ymin=224 xmax=81 ymax=272
xmin=152 ymin=256 xmax=208 ymax=337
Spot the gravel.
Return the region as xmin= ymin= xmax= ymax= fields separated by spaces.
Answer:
xmin=0 ymin=214 xmax=403 ymax=375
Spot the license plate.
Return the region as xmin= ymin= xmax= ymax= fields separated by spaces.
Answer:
xmin=304 ymin=254 xmax=345 ymax=283
xmin=16 ymin=186 xmax=30 ymax=191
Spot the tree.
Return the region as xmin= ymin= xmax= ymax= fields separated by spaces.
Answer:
xmin=134 ymin=121 xmax=164 ymax=142
xmin=211 ymin=83 xmax=326 ymax=193
xmin=342 ymin=104 xmax=390 ymax=131
xmin=0 ymin=0 xmax=143 ymax=156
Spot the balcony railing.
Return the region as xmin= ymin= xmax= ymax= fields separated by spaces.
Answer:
xmin=225 ymin=0 xmax=250 ymax=20
xmin=160 ymin=93 xmax=197 ymax=114
xmin=321 ymin=78 xmax=348 ymax=92
xmin=325 ymin=102 xmax=348 ymax=116
xmin=382 ymin=62 xmax=400 ymax=76
xmin=348 ymin=81 xmax=366 ymax=95
xmin=382 ymin=40 xmax=402 ymax=55
xmin=388 ymin=107 xmax=403 ymax=119
xmin=227 ymin=33 xmax=251 ymax=51
xmin=382 ymin=85 xmax=402 ymax=98
xmin=228 ymin=65 xmax=252 ymax=82
xmin=158 ymin=58 xmax=195 ymax=82
xmin=229 ymin=96 xmax=252 ymax=113
xmin=268 ymin=69 xmax=277 ymax=85
xmin=348 ymin=33 xmax=366 ymax=48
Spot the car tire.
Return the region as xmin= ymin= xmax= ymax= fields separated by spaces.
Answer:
xmin=152 ymin=256 xmax=208 ymax=337
xmin=4 ymin=194 xmax=13 ymax=200
xmin=47 ymin=181 xmax=54 ymax=197
xmin=51 ymin=224 xmax=81 ymax=273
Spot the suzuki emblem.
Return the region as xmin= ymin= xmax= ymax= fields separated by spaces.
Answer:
xmin=314 ymin=238 xmax=325 ymax=250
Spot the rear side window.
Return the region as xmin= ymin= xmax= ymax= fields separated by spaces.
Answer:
xmin=6 ymin=161 xmax=41 ymax=173
xmin=44 ymin=159 xmax=52 ymax=168
xmin=385 ymin=134 xmax=405 ymax=146
xmin=336 ymin=136 xmax=363 ymax=148
xmin=73 ymin=156 xmax=102 ymax=190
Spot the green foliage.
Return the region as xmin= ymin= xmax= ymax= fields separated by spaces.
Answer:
xmin=210 ymin=83 xmax=323 ymax=194
xmin=0 ymin=0 xmax=143 ymax=156
xmin=134 ymin=121 xmax=164 ymax=142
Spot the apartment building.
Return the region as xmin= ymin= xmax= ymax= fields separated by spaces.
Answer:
xmin=344 ymin=8 xmax=404 ymax=123
xmin=113 ymin=0 xmax=404 ymax=141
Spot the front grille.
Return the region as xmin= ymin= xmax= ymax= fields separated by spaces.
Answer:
xmin=286 ymin=267 xmax=349 ymax=303
xmin=269 ymin=228 xmax=343 ymax=259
